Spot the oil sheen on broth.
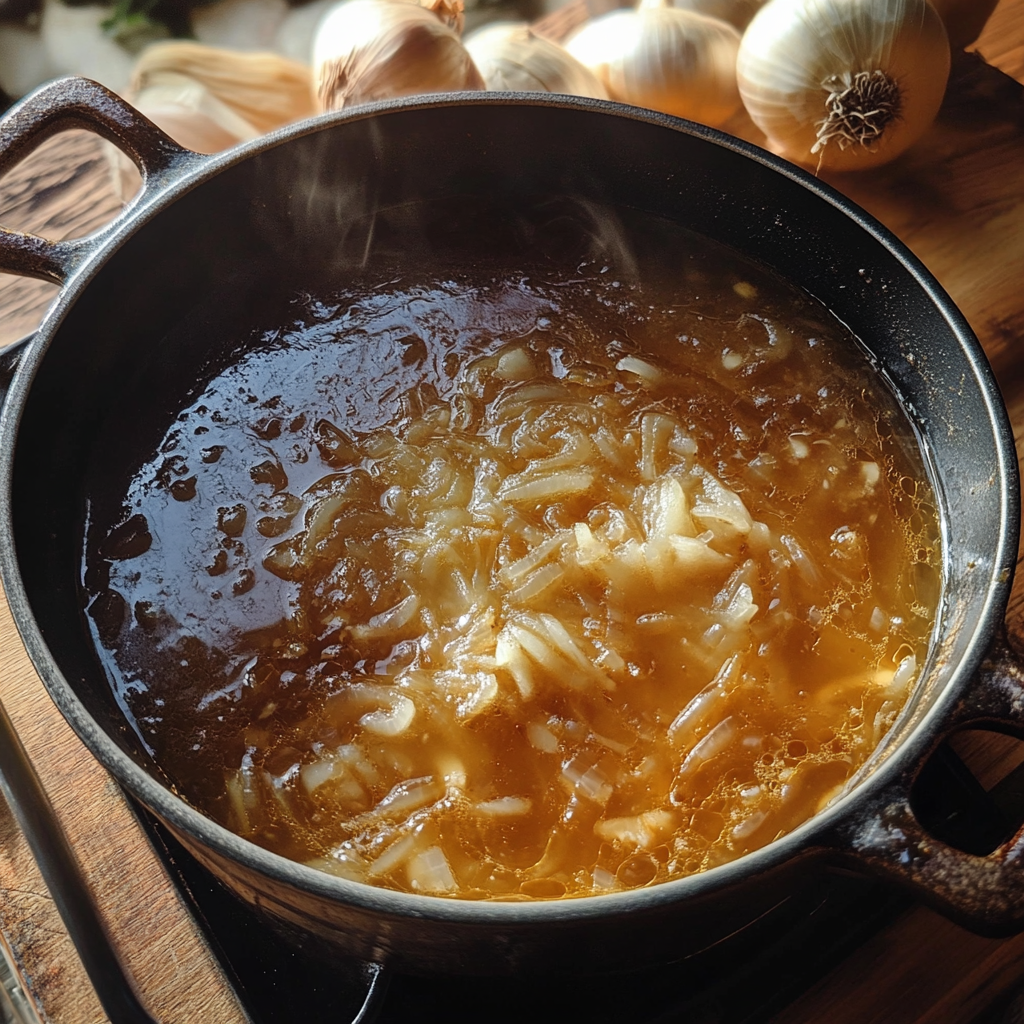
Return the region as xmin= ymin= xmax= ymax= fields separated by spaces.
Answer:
xmin=84 ymin=220 xmax=940 ymax=901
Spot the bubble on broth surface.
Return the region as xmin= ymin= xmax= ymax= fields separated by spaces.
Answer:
xmin=82 ymin=209 xmax=940 ymax=900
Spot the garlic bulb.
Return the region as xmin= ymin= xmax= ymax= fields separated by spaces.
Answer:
xmin=313 ymin=0 xmax=484 ymax=112
xmin=737 ymin=0 xmax=950 ymax=172
xmin=131 ymin=42 xmax=317 ymax=137
xmin=638 ymin=0 xmax=765 ymax=32
xmin=929 ymin=0 xmax=999 ymax=51
xmin=565 ymin=5 xmax=741 ymax=127
xmin=465 ymin=22 xmax=608 ymax=98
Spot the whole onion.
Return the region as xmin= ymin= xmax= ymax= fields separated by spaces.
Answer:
xmin=565 ymin=4 xmax=742 ymax=128
xmin=737 ymin=0 xmax=950 ymax=171
xmin=313 ymin=0 xmax=484 ymax=111
xmin=465 ymin=22 xmax=608 ymax=99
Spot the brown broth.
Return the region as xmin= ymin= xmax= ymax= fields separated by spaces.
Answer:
xmin=83 ymin=219 xmax=941 ymax=900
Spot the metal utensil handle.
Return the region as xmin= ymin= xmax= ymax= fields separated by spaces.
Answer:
xmin=0 ymin=76 xmax=197 ymax=284
xmin=828 ymin=632 xmax=1024 ymax=935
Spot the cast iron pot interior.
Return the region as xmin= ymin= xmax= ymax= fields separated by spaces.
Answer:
xmin=0 ymin=80 xmax=1021 ymax=974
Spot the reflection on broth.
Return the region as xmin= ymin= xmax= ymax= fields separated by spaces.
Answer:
xmin=83 ymin=217 xmax=940 ymax=900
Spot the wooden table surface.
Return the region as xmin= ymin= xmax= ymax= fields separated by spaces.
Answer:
xmin=3 ymin=4 xmax=1024 ymax=1022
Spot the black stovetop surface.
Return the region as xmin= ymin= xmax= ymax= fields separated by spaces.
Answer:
xmin=132 ymin=737 xmax=1024 ymax=1024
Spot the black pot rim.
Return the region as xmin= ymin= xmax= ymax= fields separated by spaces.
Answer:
xmin=0 ymin=91 xmax=1018 ymax=928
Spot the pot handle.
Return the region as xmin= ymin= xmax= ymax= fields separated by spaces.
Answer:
xmin=0 ymin=76 xmax=201 ymax=285
xmin=826 ymin=631 xmax=1024 ymax=935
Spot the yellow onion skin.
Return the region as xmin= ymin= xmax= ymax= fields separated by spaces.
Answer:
xmin=566 ymin=7 xmax=742 ymax=128
xmin=314 ymin=0 xmax=484 ymax=112
xmin=737 ymin=0 xmax=950 ymax=172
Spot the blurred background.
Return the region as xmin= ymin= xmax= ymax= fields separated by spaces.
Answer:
xmin=0 ymin=0 xmax=621 ymax=110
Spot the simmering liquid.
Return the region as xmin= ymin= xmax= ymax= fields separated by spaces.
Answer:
xmin=83 ymin=215 xmax=940 ymax=900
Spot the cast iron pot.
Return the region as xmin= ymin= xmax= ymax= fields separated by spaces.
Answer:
xmin=0 ymin=77 xmax=1023 ymax=976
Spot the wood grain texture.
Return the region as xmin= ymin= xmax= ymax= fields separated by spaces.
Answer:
xmin=0 ymin=782 xmax=104 ymax=1024
xmin=819 ymin=54 xmax=1024 ymax=381
xmin=0 ymin=582 xmax=251 ymax=1023
xmin=0 ymin=120 xmax=246 ymax=1024
xmin=0 ymin=129 xmax=129 ymax=349
xmin=746 ymin=13 xmax=1024 ymax=1021
xmin=0 ymin=109 xmax=251 ymax=1024
xmin=0 ymin=3 xmax=1022 ymax=1021
xmin=977 ymin=0 xmax=1024 ymax=81
xmin=773 ymin=908 xmax=1016 ymax=1024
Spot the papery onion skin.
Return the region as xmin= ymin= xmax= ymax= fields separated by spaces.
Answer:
xmin=466 ymin=22 xmax=609 ymax=98
xmin=130 ymin=42 xmax=317 ymax=138
xmin=314 ymin=0 xmax=484 ymax=112
xmin=566 ymin=7 xmax=742 ymax=127
xmin=737 ymin=0 xmax=950 ymax=172
xmin=422 ymin=0 xmax=465 ymax=34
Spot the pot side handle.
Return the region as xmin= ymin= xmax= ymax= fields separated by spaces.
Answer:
xmin=0 ymin=76 xmax=200 ymax=285
xmin=825 ymin=631 xmax=1024 ymax=936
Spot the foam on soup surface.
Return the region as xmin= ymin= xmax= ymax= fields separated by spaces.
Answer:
xmin=84 ymin=219 xmax=940 ymax=900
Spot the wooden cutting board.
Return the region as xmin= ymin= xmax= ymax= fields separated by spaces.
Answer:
xmin=1 ymin=4 xmax=1024 ymax=1021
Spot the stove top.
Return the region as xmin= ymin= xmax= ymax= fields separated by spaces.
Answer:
xmin=128 ymin=734 xmax=1019 ymax=1024
xmin=143 ymin=816 xmax=901 ymax=1024
xmin=2 ymin=693 xmax=1018 ymax=1024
